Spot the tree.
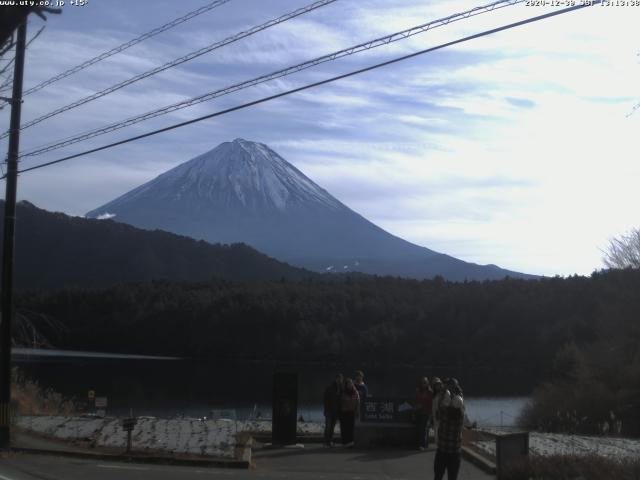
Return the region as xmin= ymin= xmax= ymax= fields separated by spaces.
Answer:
xmin=551 ymin=342 xmax=586 ymax=383
xmin=603 ymin=228 xmax=640 ymax=269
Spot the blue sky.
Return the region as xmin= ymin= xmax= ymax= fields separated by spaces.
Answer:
xmin=1 ymin=0 xmax=639 ymax=276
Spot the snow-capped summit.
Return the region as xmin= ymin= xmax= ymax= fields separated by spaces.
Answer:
xmin=96 ymin=138 xmax=342 ymax=214
xmin=87 ymin=139 xmax=532 ymax=281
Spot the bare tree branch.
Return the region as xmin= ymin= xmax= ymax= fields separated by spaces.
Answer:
xmin=0 ymin=34 xmax=15 ymax=59
xmin=603 ymin=228 xmax=640 ymax=269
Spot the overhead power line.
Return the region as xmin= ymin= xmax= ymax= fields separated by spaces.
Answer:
xmin=0 ymin=56 xmax=16 ymax=84
xmin=27 ymin=25 xmax=47 ymax=46
xmin=0 ymin=71 xmax=13 ymax=94
xmin=19 ymin=0 xmax=525 ymax=158
xmin=8 ymin=1 xmax=601 ymax=179
xmin=1 ymin=0 xmax=338 ymax=140
xmin=21 ymin=0 xmax=233 ymax=97
xmin=0 ymin=26 xmax=46 ymax=101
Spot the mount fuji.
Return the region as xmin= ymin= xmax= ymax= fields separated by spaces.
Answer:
xmin=86 ymin=138 xmax=533 ymax=281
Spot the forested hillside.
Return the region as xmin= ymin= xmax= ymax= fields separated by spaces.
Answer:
xmin=0 ymin=201 xmax=311 ymax=288
xmin=15 ymin=269 xmax=640 ymax=395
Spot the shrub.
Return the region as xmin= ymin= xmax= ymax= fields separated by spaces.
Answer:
xmin=11 ymin=368 xmax=76 ymax=416
xmin=501 ymin=455 xmax=640 ymax=480
xmin=518 ymin=342 xmax=640 ymax=437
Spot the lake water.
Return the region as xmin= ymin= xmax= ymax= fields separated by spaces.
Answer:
xmin=295 ymin=397 xmax=528 ymax=427
xmin=14 ymin=349 xmax=530 ymax=427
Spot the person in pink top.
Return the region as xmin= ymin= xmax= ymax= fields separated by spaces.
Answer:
xmin=415 ymin=377 xmax=433 ymax=450
xmin=339 ymin=378 xmax=360 ymax=447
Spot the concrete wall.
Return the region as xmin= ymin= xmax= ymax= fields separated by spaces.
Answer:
xmin=355 ymin=422 xmax=417 ymax=448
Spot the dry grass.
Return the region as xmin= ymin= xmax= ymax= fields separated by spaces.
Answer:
xmin=11 ymin=368 xmax=76 ymax=416
xmin=501 ymin=454 xmax=640 ymax=480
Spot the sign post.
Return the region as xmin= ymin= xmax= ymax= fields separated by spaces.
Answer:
xmin=121 ymin=416 xmax=137 ymax=454
xmin=87 ymin=390 xmax=95 ymax=414
xmin=94 ymin=396 xmax=107 ymax=418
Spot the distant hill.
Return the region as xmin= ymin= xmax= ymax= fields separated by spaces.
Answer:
xmin=87 ymin=138 xmax=536 ymax=281
xmin=0 ymin=201 xmax=311 ymax=289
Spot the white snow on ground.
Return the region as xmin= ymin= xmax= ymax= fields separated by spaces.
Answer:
xmin=473 ymin=431 xmax=640 ymax=459
xmin=16 ymin=416 xmax=329 ymax=458
xmin=241 ymin=420 xmax=327 ymax=436
xmin=19 ymin=416 xmax=640 ymax=460
xmin=17 ymin=416 xmax=240 ymax=458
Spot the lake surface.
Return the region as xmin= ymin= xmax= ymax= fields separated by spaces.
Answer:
xmin=14 ymin=349 xmax=529 ymax=427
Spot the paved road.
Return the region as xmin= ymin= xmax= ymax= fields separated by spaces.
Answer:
xmin=253 ymin=444 xmax=493 ymax=480
xmin=0 ymin=445 xmax=493 ymax=480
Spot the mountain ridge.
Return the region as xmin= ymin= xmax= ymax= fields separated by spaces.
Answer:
xmin=1 ymin=200 xmax=312 ymax=289
xmin=87 ymin=138 xmax=536 ymax=281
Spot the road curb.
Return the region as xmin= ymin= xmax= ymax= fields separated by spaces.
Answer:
xmin=462 ymin=446 xmax=496 ymax=474
xmin=252 ymin=434 xmax=325 ymax=444
xmin=11 ymin=446 xmax=251 ymax=469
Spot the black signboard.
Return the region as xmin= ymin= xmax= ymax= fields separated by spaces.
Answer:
xmin=272 ymin=371 xmax=298 ymax=444
xmin=121 ymin=417 xmax=137 ymax=431
xmin=361 ymin=397 xmax=414 ymax=423
xmin=120 ymin=417 xmax=137 ymax=453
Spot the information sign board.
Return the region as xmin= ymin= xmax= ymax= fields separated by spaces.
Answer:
xmin=361 ymin=397 xmax=414 ymax=423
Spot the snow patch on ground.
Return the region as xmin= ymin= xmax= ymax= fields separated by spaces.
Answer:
xmin=473 ymin=430 xmax=640 ymax=459
xmin=16 ymin=416 xmax=329 ymax=458
xmin=17 ymin=416 xmax=240 ymax=458
xmin=241 ymin=420 xmax=328 ymax=436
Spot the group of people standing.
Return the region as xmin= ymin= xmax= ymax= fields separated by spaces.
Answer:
xmin=415 ymin=376 xmax=466 ymax=480
xmin=322 ymin=370 xmax=368 ymax=447
xmin=322 ymin=372 xmax=464 ymax=480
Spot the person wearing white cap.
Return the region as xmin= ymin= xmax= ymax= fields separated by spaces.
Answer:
xmin=434 ymin=378 xmax=465 ymax=480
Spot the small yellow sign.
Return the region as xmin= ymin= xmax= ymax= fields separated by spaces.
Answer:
xmin=88 ymin=390 xmax=95 ymax=400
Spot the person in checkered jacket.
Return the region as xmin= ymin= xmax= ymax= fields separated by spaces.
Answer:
xmin=433 ymin=378 xmax=465 ymax=480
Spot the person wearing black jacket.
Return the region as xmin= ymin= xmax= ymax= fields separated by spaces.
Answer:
xmin=323 ymin=374 xmax=344 ymax=447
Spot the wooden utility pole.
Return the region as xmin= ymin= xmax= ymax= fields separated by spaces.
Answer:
xmin=0 ymin=19 xmax=26 ymax=450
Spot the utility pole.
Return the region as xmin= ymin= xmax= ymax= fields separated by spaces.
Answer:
xmin=0 ymin=19 xmax=27 ymax=450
